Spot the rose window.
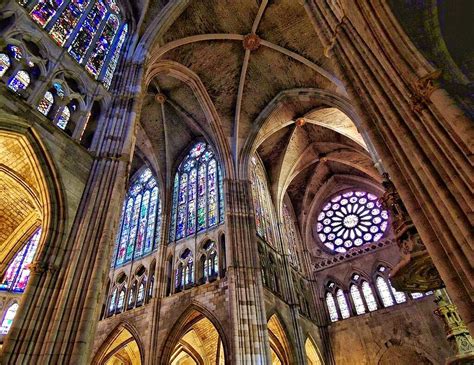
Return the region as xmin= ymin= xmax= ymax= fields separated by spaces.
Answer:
xmin=317 ymin=191 xmax=389 ymax=253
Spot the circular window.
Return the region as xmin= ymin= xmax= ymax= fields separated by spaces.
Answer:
xmin=316 ymin=191 xmax=389 ymax=253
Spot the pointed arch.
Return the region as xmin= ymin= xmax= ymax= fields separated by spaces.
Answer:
xmin=91 ymin=322 xmax=144 ymax=365
xmin=305 ymin=336 xmax=323 ymax=365
xmin=160 ymin=303 xmax=229 ymax=365
xmin=267 ymin=313 xmax=294 ymax=365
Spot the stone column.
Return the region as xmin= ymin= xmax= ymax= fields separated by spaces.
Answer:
xmin=1 ymin=57 xmax=144 ymax=364
xmin=433 ymin=289 xmax=474 ymax=364
xmin=304 ymin=0 xmax=473 ymax=332
xmin=225 ymin=179 xmax=271 ymax=364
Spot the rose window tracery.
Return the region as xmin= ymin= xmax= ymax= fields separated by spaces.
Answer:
xmin=317 ymin=191 xmax=389 ymax=253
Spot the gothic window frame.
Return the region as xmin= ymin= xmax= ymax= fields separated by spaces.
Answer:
xmin=169 ymin=141 xmax=225 ymax=242
xmin=374 ymin=265 xmax=407 ymax=307
xmin=199 ymin=240 xmax=218 ymax=283
xmin=112 ymin=167 xmax=162 ymax=268
xmin=175 ymin=249 xmax=194 ymax=291
xmin=17 ymin=0 xmax=128 ymax=89
xmin=250 ymin=154 xmax=278 ymax=247
xmin=0 ymin=302 xmax=19 ymax=335
xmin=0 ymin=53 xmax=11 ymax=77
xmin=316 ymin=190 xmax=390 ymax=254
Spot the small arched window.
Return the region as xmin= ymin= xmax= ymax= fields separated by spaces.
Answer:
xmin=336 ymin=289 xmax=350 ymax=319
xmin=250 ymin=155 xmax=277 ymax=246
xmin=128 ymin=281 xmax=137 ymax=308
xmin=117 ymin=288 xmax=125 ymax=312
xmin=37 ymin=91 xmax=54 ymax=116
xmin=55 ymin=105 xmax=70 ymax=130
xmin=361 ymin=281 xmax=378 ymax=311
xmin=0 ymin=303 xmax=19 ymax=335
xmin=137 ymin=280 xmax=145 ymax=304
xmin=0 ymin=228 xmax=41 ymax=292
xmin=6 ymin=45 xmax=23 ymax=61
xmin=169 ymin=142 xmax=224 ymax=241
xmin=376 ymin=276 xmax=394 ymax=307
xmin=350 ymin=284 xmax=366 ymax=315
xmin=0 ymin=53 xmax=11 ymax=77
xmin=8 ymin=70 xmax=31 ymax=93
xmin=108 ymin=288 xmax=117 ymax=314
xmin=325 ymin=292 xmax=339 ymax=322
xmin=113 ymin=168 xmax=162 ymax=267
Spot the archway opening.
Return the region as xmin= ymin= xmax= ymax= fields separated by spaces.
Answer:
xmin=97 ymin=327 xmax=142 ymax=365
xmin=267 ymin=314 xmax=292 ymax=365
xmin=169 ymin=312 xmax=225 ymax=365
xmin=305 ymin=337 xmax=323 ymax=365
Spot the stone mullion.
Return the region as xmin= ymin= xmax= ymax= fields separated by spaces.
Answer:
xmin=225 ymin=179 xmax=270 ymax=364
xmin=307 ymin=0 xmax=473 ymax=331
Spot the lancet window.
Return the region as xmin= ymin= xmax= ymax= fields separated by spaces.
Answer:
xmin=112 ymin=168 xmax=162 ymax=267
xmin=250 ymin=155 xmax=277 ymax=246
xmin=200 ymin=240 xmax=218 ymax=281
xmin=169 ymin=142 xmax=224 ymax=242
xmin=0 ymin=228 xmax=41 ymax=293
xmin=17 ymin=0 xmax=127 ymax=89
xmin=175 ymin=249 xmax=194 ymax=290
xmin=317 ymin=190 xmax=389 ymax=253
xmin=0 ymin=303 xmax=19 ymax=335
xmin=282 ymin=201 xmax=301 ymax=268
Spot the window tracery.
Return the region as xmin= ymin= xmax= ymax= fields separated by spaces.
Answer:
xmin=113 ymin=168 xmax=162 ymax=267
xmin=250 ymin=155 xmax=277 ymax=246
xmin=350 ymin=284 xmax=366 ymax=315
xmin=18 ymin=0 xmax=127 ymax=89
xmin=8 ymin=70 xmax=31 ymax=93
xmin=0 ymin=228 xmax=41 ymax=293
xmin=317 ymin=191 xmax=389 ymax=253
xmin=201 ymin=241 xmax=218 ymax=281
xmin=326 ymin=292 xmax=339 ymax=322
xmin=175 ymin=249 xmax=194 ymax=290
xmin=169 ymin=142 xmax=224 ymax=241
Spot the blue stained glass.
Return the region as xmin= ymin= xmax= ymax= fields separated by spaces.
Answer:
xmin=218 ymin=166 xmax=224 ymax=223
xmin=134 ymin=190 xmax=149 ymax=258
xmin=31 ymin=0 xmax=64 ymax=28
xmin=126 ymin=194 xmax=142 ymax=261
xmin=116 ymin=198 xmax=133 ymax=265
xmin=103 ymin=24 xmax=127 ymax=89
xmin=50 ymin=0 xmax=90 ymax=46
xmin=8 ymin=70 xmax=30 ymax=93
xmin=144 ymin=187 xmax=158 ymax=253
xmin=207 ymin=160 xmax=218 ymax=227
xmin=169 ymin=174 xmax=179 ymax=242
xmin=0 ymin=53 xmax=10 ymax=77
xmin=85 ymin=14 xmax=119 ymax=77
xmin=7 ymin=45 xmax=23 ymax=60
xmin=176 ymin=205 xmax=186 ymax=240
xmin=187 ymin=168 xmax=197 ymax=235
xmin=53 ymin=82 xmax=65 ymax=98
xmin=154 ymin=198 xmax=162 ymax=248
xmin=197 ymin=164 xmax=207 ymax=231
xmin=68 ymin=0 xmax=106 ymax=63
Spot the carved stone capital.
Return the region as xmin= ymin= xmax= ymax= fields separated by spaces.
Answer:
xmin=414 ymin=69 xmax=442 ymax=99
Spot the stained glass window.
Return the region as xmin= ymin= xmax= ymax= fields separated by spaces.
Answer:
xmin=326 ymin=292 xmax=339 ymax=322
xmin=282 ymin=202 xmax=300 ymax=268
xmin=113 ymin=168 xmax=162 ymax=267
xmin=170 ymin=142 xmax=224 ymax=242
xmin=30 ymin=0 xmax=64 ymax=27
xmin=68 ymin=0 xmax=107 ymax=63
xmin=350 ymin=285 xmax=366 ymax=315
xmin=250 ymin=155 xmax=277 ymax=246
xmin=0 ymin=303 xmax=19 ymax=335
xmin=108 ymin=288 xmax=117 ymax=313
xmin=0 ymin=53 xmax=10 ymax=77
xmin=7 ymin=45 xmax=23 ymax=61
xmin=8 ymin=70 xmax=31 ymax=93
xmin=361 ymin=281 xmax=378 ymax=311
xmin=53 ymin=82 xmax=65 ymax=97
xmin=0 ymin=228 xmax=41 ymax=293
xmin=85 ymin=14 xmax=119 ymax=77
xmin=103 ymin=24 xmax=127 ymax=89
xmin=49 ymin=0 xmax=90 ymax=46
xmin=117 ymin=289 xmax=125 ymax=311
xmin=56 ymin=105 xmax=70 ymax=129
xmin=137 ymin=281 xmax=145 ymax=303
xmin=411 ymin=292 xmax=424 ymax=299
xmin=376 ymin=276 xmax=394 ymax=307
xmin=37 ymin=91 xmax=54 ymax=115
xmin=336 ymin=289 xmax=350 ymax=319
xmin=317 ymin=191 xmax=389 ymax=253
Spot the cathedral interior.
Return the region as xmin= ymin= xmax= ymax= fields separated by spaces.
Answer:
xmin=0 ymin=0 xmax=472 ymax=364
